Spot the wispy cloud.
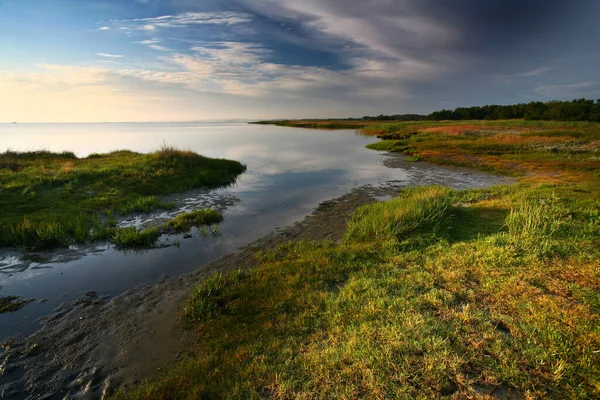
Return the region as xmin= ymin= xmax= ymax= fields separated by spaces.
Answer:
xmin=500 ymin=67 xmax=552 ymax=83
xmin=534 ymin=81 xmax=598 ymax=97
xmin=518 ymin=67 xmax=553 ymax=78
xmin=134 ymin=38 xmax=172 ymax=52
xmin=110 ymin=12 xmax=252 ymax=32
xmin=98 ymin=26 xmax=110 ymax=31
xmin=96 ymin=53 xmax=124 ymax=58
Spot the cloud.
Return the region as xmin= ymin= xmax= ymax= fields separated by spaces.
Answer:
xmin=96 ymin=53 xmax=124 ymax=58
xmin=111 ymin=11 xmax=252 ymax=31
xmin=4 ymin=0 xmax=599 ymax=122
xmin=134 ymin=38 xmax=173 ymax=52
xmin=518 ymin=67 xmax=553 ymax=78
xmin=241 ymin=0 xmax=592 ymax=79
xmin=498 ymin=67 xmax=552 ymax=83
xmin=534 ymin=81 xmax=598 ymax=97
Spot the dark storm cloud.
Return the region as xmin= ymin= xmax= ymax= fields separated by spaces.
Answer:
xmin=242 ymin=0 xmax=594 ymax=60
xmin=231 ymin=0 xmax=600 ymax=109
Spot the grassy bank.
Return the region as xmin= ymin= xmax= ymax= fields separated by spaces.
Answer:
xmin=115 ymin=121 xmax=599 ymax=399
xmin=250 ymin=120 xmax=381 ymax=130
xmin=0 ymin=147 xmax=246 ymax=251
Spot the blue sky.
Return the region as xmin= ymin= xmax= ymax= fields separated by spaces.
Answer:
xmin=1 ymin=0 xmax=600 ymax=122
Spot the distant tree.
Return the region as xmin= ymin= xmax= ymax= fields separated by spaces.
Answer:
xmin=361 ymin=98 xmax=599 ymax=123
xmin=524 ymin=102 xmax=548 ymax=120
xmin=589 ymin=99 xmax=600 ymax=122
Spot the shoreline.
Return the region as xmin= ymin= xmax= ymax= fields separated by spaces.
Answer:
xmin=0 ymin=158 xmax=512 ymax=399
xmin=0 ymin=183 xmax=406 ymax=398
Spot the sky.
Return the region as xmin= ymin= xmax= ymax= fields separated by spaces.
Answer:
xmin=1 ymin=0 xmax=600 ymax=122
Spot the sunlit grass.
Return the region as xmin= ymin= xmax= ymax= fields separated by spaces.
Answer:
xmin=165 ymin=209 xmax=224 ymax=233
xmin=112 ymin=120 xmax=600 ymax=399
xmin=113 ymin=182 xmax=600 ymax=399
xmin=0 ymin=147 xmax=246 ymax=251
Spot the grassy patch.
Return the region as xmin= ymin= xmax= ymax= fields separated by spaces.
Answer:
xmin=0 ymin=146 xmax=246 ymax=251
xmin=111 ymin=227 xmax=162 ymax=248
xmin=113 ymin=121 xmax=600 ymax=399
xmin=0 ymin=295 xmax=32 ymax=313
xmin=164 ymin=209 xmax=224 ymax=233
xmin=109 ymin=209 xmax=224 ymax=248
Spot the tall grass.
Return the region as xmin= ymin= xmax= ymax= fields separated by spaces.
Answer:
xmin=184 ymin=269 xmax=246 ymax=324
xmin=345 ymin=186 xmax=454 ymax=242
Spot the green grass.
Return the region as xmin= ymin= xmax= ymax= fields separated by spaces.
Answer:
xmin=109 ymin=209 xmax=225 ymax=248
xmin=111 ymin=227 xmax=162 ymax=248
xmin=113 ymin=184 xmax=600 ymax=399
xmin=0 ymin=295 xmax=32 ymax=313
xmin=345 ymin=186 xmax=453 ymax=242
xmin=112 ymin=120 xmax=600 ymax=399
xmin=165 ymin=209 xmax=224 ymax=233
xmin=0 ymin=146 xmax=246 ymax=251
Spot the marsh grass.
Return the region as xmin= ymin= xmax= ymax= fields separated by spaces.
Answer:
xmin=0 ymin=148 xmax=245 ymax=251
xmin=113 ymin=120 xmax=600 ymax=399
xmin=165 ymin=209 xmax=224 ymax=233
xmin=0 ymin=295 xmax=33 ymax=314
xmin=114 ymin=182 xmax=600 ymax=399
xmin=345 ymin=186 xmax=453 ymax=242
xmin=111 ymin=227 xmax=161 ymax=248
xmin=184 ymin=269 xmax=246 ymax=324
xmin=108 ymin=209 xmax=224 ymax=249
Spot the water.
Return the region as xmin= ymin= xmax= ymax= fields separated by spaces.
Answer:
xmin=0 ymin=122 xmax=506 ymax=340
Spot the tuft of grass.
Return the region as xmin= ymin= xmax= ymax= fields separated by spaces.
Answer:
xmin=345 ymin=186 xmax=454 ymax=242
xmin=0 ymin=148 xmax=245 ymax=251
xmin=0 ymin=295 xmax=32 ymax=313
xmin=113 ymin=196 xmax=174 ymax=215
xmin=111 ymin=227 xmax=161 ymax=248
xmin=164 ymin=209 xmax=224 ymax=233
xmin=184 ymin=269 xmax=246 ymax=324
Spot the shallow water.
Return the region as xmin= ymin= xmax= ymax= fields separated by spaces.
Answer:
xmin=0 ymin=122 xmax=508 ymax=340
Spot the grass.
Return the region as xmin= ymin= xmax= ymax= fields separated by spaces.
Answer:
xmin=0 ymin=295 xmax=32 ymax=314
xmin=110 ymin=209 xmax=225 ymax=248
xmin=0 ymin=146 xmax=246 ymax=251
xmin=250 ymin=120 xmax=382 ymax=130
xmin=112 ymin=120 xmax=600 ymax=399
xmin=111 ymin=227 xmax=162 ymax=248
xmin=165 ymin=209 xmax=224 ymax=233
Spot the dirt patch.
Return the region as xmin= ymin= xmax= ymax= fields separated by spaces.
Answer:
xmin=0 ymin=185 xmax=396 ymax=399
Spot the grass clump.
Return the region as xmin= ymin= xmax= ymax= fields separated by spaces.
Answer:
xmin=111 ymin=227 xmax=161 ymax=248
xmin=107 ymin=208 xmax=224 ymax=249
xmin=0 ymin=295 xmax=32 ymax=313
xmin=165 ymin=209 xmax=224 ymax=233
xmin=112 ymin=120 xmax=600 ymax=399
xmin=184 ymin=269 xmax=246 ymax=324
xmin=0 ymin=147 xmax=245 ymax=251
xmin=345 ymin=185 xmax=453 ymax=242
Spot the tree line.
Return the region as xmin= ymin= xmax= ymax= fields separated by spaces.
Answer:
xmin=361 ymin=98 xmax=600 ymax=122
